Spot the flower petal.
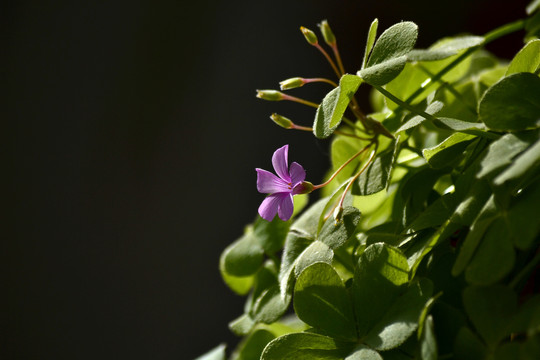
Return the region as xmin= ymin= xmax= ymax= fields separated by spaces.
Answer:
xmin=277 ymin=193 xmax=294 ymax=221
xmin=289 ymin=161 xmax=306 ymax=185
xmin=256 ymin=168 xmax=291 ymax=194
xmin=258 ymin=193 xmax=282 ymax=221
xmin=272 ymin=145 xmax=290 ymax=181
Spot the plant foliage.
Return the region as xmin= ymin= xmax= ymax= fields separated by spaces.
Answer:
xmin=198 ymin=3 xmax=540 ymax=359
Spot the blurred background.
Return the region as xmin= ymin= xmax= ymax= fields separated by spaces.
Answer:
xmin=6 ymin=0 xmax=529 ymax=358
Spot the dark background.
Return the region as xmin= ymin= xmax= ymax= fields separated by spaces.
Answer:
xmin=5 ymin=0 xmax=529 ymax=359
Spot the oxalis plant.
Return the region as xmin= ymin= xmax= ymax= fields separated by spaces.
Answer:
xmin=198 ymin=2 xmax=540 ymax=359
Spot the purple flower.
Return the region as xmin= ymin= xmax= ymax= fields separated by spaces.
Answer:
xmin=256 ymin=145 xmax=308 ymax=221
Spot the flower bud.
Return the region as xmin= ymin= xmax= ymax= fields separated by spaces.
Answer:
xmin=333 ymin=205 xmax=343 ymax=223
xmin=256 ymin=90 xmax=284 ymax=101
xmin=270 ymin=113 xmax=294 ymax=129
xmin=318 ymin=20 xmax=336 ymax=46
xmin=279 ymin=77 xmax=305 ymax=90
xmin=300 ymin=26 xmax=318 ymax=45
xmin=294 ymin=181 xmax=314 ymax=195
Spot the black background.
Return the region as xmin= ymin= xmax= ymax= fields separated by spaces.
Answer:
xmin=6 ymin=0 xmax=529 ymax=359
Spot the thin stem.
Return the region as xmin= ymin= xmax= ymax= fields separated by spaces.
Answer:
xmin=374 ymin=85 xmax=437 ymax=122
xmin=304 ymin=77 xmax=338 ymax=87
xmin=314 ymin=43 xmax=342 ymax=78
xmin=291 ymin=124 xmax=314 ymax=132
xmin=282 ymin=94 xmax=319 ymax=108
xmin=417 ymin=64 xmax=477 ymax=115
xmin=334 ymin=130 xmax=371 ymax=141
xmin=313 ymin=144 xmax=371 ymax=189
xmin=291 ymin=124 xmax=371 ymax=140
xmin=331 ymin=44 xmax=346 ymax=75
xmin=337 ymin=144 xmax=378 ymax=210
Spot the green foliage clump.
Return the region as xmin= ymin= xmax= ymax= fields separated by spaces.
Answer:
xmin=199 ymin=2 xmax=540 ymax=359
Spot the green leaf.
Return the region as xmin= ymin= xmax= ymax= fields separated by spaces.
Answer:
xmin=453 ymin=327 xmax=486 ymax=360
xmin=233 ymin=329 xmax=275 ymax=360
xmin=313 ymin=75 xmax=362 ymax=139
xmin=222 ymin=233 xmax=265 ymax=277
xmin=220 ymin=244 xmax=255 ymax=295
xmin=261 ymin=332 xmax=353 ymax=360
xmin=420 ymin=316 xmax=438 ymax=360
xmin=367 ymin=22 xmax=419 ymax=67
xmin=477 ymin=132 xmax=537 ymax=179
xmin=254 ymin=216 xmax=290 ymax=253
xmin=527 ymin=0 xmax=540 ymax=14
xmin=506 ymin=39 xmax=540 ymax=75
xmin=345 ymin=345 xmax=383 ymax=360
xmin=494 ymin=337 xmax=540 ymax=360
xmin=359 ymin=222 xmax=403 ymax=247
xmin=251 ymin=284 xmax=288 ymax=324
xmin=293 ymin=241 xmax=334 ymax=278
xmin=331 ymin=136 xmax=364 ymax=185
xmin=358 ymin=21 xmax=418 ymax=85
xmin=396 ymin=101 xmax=444 ymax=133
xmin=494 ymin=137 xmax=540 ymax=191
xmin=353 ymin=139 xmax=398 ymax=195
xmin=358 ymin=57 xmax=407 ymax=86
xmin=463 ymin=285 xmax=517 ymax=346
xmin=292 ymin=197 xmax=329 ymax=238
xmin=352 ymin=243 xmax=410 ymax=337
xmin=407 ymin=194 xmax=456 ymax=232
xmin=318 ymin=206 xmax=361 ymax=249
xmin=508 ymin=182 xmax=540 ymax=249
xmin=479 ymin=72 xmax=540 ymax=131
xmin=423 ymin=133 xmax=476 ymax=169
xmin=195 ymin=343 xmax=226 ymax=360
xmin=362 ymin=19 xmax=379 ymax=69
xmin=464 ymin=217 xmax=515 ymax=285
xmin=294 ymin=262 xmax=357 ymax=340
xmin=363 ymin=278 xmax=433 ymax=351
xmin=279 ymin=236 xmax=333 ymax=300
xmin=452 ymin=195 xmax=498 ymax=276
xmin=407 ymin=36 xmax=484 ymax=61
xmin=229 ymin=314 xmax=255 ymax=336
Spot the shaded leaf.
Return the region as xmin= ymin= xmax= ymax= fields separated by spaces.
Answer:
xmin=477 ymin=131 xmax=537 ymax=179
xmin=279 ymin=236 xmax=333 ymax=299
xmin=353 ymin=139 xmax=398 ymax=195
xmin=254 ymin=216 xmax=290 ymax=253
xmin=232 ymin=329 xmax=276 ymax=360
xmin=261 ymin=332 xmax=353 ymax=360
xmin=452 ymin=195 xmax=498 ymax=276
xmin=463 ymin=285 xmax=517 ymax=346
xmin=251 ymin=284 xmax=288 ymax=324
xmin=453 ymin=327 xmax=486 ymax=360
xmin=318 ymin=206 xmax=361 ymax=249
xmin=479 ymin=72 xmax=540 ymax=131
xmin=465 ymin=218 xmax=515 ymax=285
xmin=423 ymin=133 xmax=476 ymax=169
xmin=352 ymin=243 xmax=410 ymax=337
xmin=363 ymin=278 xmax=433 ymax=351
xmin=396 ymin=101 xmax=444 ymax=132
xmin=294 ymin=262 xmax=357 ymax=340
xmin=222 ymin=233 xmax=265 ymax=277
